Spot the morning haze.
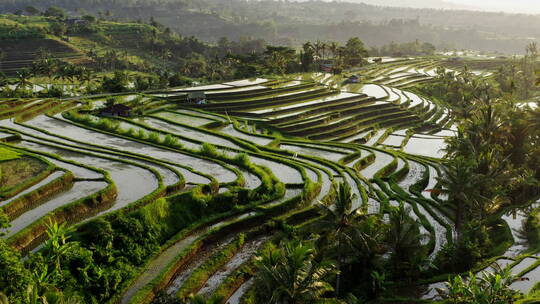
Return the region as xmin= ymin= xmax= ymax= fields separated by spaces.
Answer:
xmin=330 ymin=0 xmax=540 ymax=14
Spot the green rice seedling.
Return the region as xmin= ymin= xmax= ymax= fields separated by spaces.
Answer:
xmin=127 ymin=128 xmax=137 ymax=137
xmin=200 ymin=143 xmax=220 ymax=158
xmin=96 ymin=118 xmax=119 ymax=132
xmin=163 ymin=134 xmax=181 ymax=148
xmin=148 ymin=131 xmax=161 ymax=144
xmin=235 ymin=153 xmax=251 ymax=166
xmin=137 ymin=128 xmax=147 ymax=139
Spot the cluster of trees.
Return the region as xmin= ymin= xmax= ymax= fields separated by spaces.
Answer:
xmin=228 ymin=37 xmax=370 ymax=78
xmin=298 ymin=38 xmax=369 ymax=73
xmin=0 ymin=220 xmax=85 ymax=304
xmin=248 ymin=181 xmax=527 ymax=303
xmin=495 ymin=43 xmax=539 ymax=100
xmin=249 ymin=183 xmax=429 ymax=303
xmin=369 ymin=40 xmax=436 ymax=57
xmin=0 ymin=15 xmax=372 ymax=97
xmin=414 ymin=44 xmax=540 ymax=274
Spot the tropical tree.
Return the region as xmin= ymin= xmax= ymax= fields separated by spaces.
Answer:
xmin=101 ymin=71 xmax=131 ymax=93
xmin=0 ymin=239 xmax=32 ymax=302
xmin=438 ymin=156 xmax=484 ymax=238
xmin=386 ymin=204 xmax=428 ymax=277
xmin=300 ymin=42 xmax=315 ymax=71
xmin=313 ymin=40 xmax=323 ymax=60
xmin=43 ymin=220 xmax=76 ymax=274
xmin=254 ymin=239 xmax=336 ymax=304
xmin=328 ymin=41 xmax=339 ymax=60
xmin=15 ymin=69 xmax=33 ymax=91
xmin=342 ymin=37 xmax=368 ymax=67
xmin=265 ymin=46 xmax=296 ymax=75
xmin=320 ymin=41 xmax=327 ymax=60
xmin=78 ymin=67 xmax=95 ymax=86
xmin=315 ymin=182 xmax=372 ymax=296
xmin=0 ymin=50 xmax=5 ymax=74
xmin=187 ymin=294 xmax=224 ymax=304
xmin=161 ymin=48 xmax=173 ymax=67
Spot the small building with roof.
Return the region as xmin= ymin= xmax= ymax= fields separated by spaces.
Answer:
xmin=99 ymin=104 xmax=132 ymax=117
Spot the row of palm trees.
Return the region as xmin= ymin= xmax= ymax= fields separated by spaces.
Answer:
xmin=301 ymin=38 xmax=369 ymax=70
xmin=303 ymin=40 xmax=343 ymax=62
xmin=0 ymin=59 xmax=97 ymax=94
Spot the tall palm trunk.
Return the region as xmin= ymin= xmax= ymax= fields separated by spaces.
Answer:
xmin=336 ymin=240 xmax=342 ymax=297
xmin=455 ymin=200 xmax=463 ymax=242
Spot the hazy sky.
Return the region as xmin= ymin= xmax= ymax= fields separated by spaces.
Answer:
xmin=450 ymin=0 xmax=540 ymax=14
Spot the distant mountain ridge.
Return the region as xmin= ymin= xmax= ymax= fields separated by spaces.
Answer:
xmin=298 ymin=0 xmax=478 ymax=11
xmin=315 ymin=0 xmax=539 ymax=14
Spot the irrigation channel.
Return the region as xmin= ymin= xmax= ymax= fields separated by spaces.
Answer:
xmin=1 ymin=59 xmax=536 ymax=303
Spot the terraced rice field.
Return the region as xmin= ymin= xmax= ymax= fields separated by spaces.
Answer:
xmin=1 ymin=58 xmax=535 ymax=303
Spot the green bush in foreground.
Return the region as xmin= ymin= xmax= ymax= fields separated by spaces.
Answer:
xmin=253 ymin=239 xmax=337 ymax=303
xmin=437 ymin=268 xmax=521 ymax=304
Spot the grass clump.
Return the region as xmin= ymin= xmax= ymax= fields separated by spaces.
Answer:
xmin=0 ymin=147 xmax=21 ymax=162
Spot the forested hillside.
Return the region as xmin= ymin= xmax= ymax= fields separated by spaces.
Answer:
xmin=0 ymin=0 xmax=539 ymax=53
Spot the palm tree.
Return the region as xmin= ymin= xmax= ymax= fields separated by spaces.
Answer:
xmin=161 ymin=49 xmax=173 ymax=67
xmin=254 ymin=239 xmax=336 ymax=304
xmin=302 ymin=41 xmax=314 ymax=53
xmin=267 ymin=51 xmax=288 ymax=75
xmin=15 ymin=69 xmax=33 ymax=91
xmin=187 ymin=294 xmax=224 ymax=304
xmin=0 ymin=50 xmax=5 ymax=74
xmin=315 ymin=182 xmax=361 ymax=296
xmin=387 ymin=203 xmax=428 ymax=276
xmin=40 ymin=58 xmax=59 ymax=79
xmin=438 ymin=156 xmax=483 ymax=239
xmin=320 ymin=41 xmax=328 ymax=60
xmin=314 ymin=40 xmax=323 ymax=61
xmin=329 ymin=41 xmax=339 ymax=60
xmin=78 ymin=68 xmax=94 ymax=86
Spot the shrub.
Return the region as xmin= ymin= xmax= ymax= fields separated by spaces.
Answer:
xmin=438 ymin=269 xmax=521 ymax=304
xmin=148 ymin=131 xmax=161 ymax=144
xmin=163 ymin=134 xmax=182 ymax=148
xmin=168 ymin=73 xmax=193 ymax=87
xmin=137 ymin=128 xmax=146 ymax=139
xmin=43 ymin=85 xmax=64 ymax=98
xmin=200 ymin=143 xmax=220 ymax=158
xmin=0 ymin=239 xmax=31 ymax=302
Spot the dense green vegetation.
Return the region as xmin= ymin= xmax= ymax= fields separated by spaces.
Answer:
xmin=0 ymin=12 xmax=375 ymax=98
xmin=1 ymin=0 xmax=538 ymax=53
